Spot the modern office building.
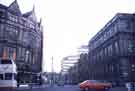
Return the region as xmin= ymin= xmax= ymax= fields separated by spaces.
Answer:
xmin=88 ymin=13 xmax=135 ymax=84
xmin=61 ymin=55 xmax=79 ymax=73
xmin=0 ymin=0 xmax=43 ymax=83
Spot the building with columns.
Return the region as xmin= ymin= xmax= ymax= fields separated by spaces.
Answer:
xmin=88 ymin=13 xmax=135 ymax=85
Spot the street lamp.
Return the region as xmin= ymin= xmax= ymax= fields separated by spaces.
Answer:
xmin=51 ymin=56 xmax=54 ymax=86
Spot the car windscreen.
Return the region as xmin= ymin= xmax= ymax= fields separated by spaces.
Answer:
xmin=1 ymin=59 xmax=12 ymax=64
xmin=5 ymin=73 xmax=12 ymax=80
xmin=89 ymin=80 xmax=98 ymax=83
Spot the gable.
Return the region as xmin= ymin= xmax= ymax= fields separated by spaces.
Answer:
xmin=23 ymin=7 xmax=37 ymax=22
xmin=28 ymin=11 xmax=37 ymax=22
xmin=8 ymin=0 xmax=21 ymax=16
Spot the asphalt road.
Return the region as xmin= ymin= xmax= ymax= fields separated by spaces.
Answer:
xmin=16 ymin=85 xmax=81 ymax=91
xmin=16 ymin=85 xmax=129 ymax=91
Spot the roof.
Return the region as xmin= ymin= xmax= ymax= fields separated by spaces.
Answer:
xmin=23 ymin=6 xmax=37 ymax=22
xmin=88 ymin=13 xmax=134 ymax=45
xmin=8 ymin=0 xmax=21 ymax=16
xmin=23 ymin=11 xmax=33 ymax=17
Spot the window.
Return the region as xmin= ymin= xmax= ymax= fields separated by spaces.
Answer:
xmin=130 ymin=40 xmax=135 ymax=53
xmin=23 ymin=31 xmax=29 ymax=45
xmin=5 ymin=25 xmax=18 ymax=40
xmin=17 ymin=47 xmax=21 ymax=59
xmin=115 ymin=41 xmax=119 ymax=54
xmin=103 ymin=32 xmax=107 ymax=41
xmin=0 ymin=11 xmax=4 ymax=18
xmin=119 ymin=40 xmax=125 ymax=54
xmin=108 ymin=28 xmax=112 ymax=37
xmin=0 ymin=45 xmax=3 ymax=57
xmin=1 ymin=59 xmax=12 ymax=64
xmin=25 ymin=51 xmax=31 ymax=64
xmin=114 ymin=24 xmax=117 ymax=33
xmin=8 ymin=48 xmax=16 ymax=60
xmin=123 ymin=40 xmax=128 ymax=54
xmin=0 ymin=74 xmax=3 ymax=80
xmin=9 ymin=14 xmax=18 ymax=22
xmin=5 ymin=73 xmax=12 ymax=80
xmin=108 ymin=45 xmax=113 ymax=56
xmin=104 ymin=48 xmax=107 ymax=56
xmin=21 ymin=48 xmax=25 ymax=60
xmin=118 ymin=20 xmax=129 ymax=31
xmin=110 ymin=64 xmax=114 ymax=72
xmin=0 ymin=24 xmax=4 ymax=37
xmin=32 ymin=55 xmax=35 ymax=64
xmin=99 ymin=50 xmax=103 ymax=60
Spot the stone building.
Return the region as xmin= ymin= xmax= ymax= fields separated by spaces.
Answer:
xmin=0 ymin=0 xmax=43 ymax=83
xmin=88 ymin=13 xmax=135 ymax=85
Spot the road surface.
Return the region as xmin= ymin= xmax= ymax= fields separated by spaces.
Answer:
xmin=16 ymin=85 xmax=81 ymax=91
xmin=16 ymin=85 xmax=128 ymax=91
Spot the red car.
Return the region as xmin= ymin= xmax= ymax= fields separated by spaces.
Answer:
xmin=79 ymin=80 xmax=112 ymax=90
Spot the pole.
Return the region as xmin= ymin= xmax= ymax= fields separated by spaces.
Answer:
xmin=51 ymin=56 xmax=54 ymax=86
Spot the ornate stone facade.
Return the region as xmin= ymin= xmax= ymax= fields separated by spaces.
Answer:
xmin=0 ymin=0 xmax=43 ymax=83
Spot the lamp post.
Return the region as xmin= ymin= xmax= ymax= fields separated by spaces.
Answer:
xmin=51 ymin=56 xmax=54 ymax=86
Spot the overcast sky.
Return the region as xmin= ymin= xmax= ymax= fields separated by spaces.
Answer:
xmin=0 ymin=0 xmax=135 ymax=72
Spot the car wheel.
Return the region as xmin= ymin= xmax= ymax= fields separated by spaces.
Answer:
xmin=81 ymin=88 xmax=85 ymax=91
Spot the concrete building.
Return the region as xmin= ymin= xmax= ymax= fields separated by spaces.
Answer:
xmin=60 ymin=55 xmax=79 ymax=84
xmin=0 ymin=0 xmax=43 ymax=84
xmin=61 ymin=55 xmax=79 ymax=75
xmin=88 ymin=13 xmax=135 ymax=85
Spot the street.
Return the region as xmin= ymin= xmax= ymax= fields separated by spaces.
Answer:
xmin=15 ymin=85 xmax=129 ymax=91
xmin=16 ymin=85 xmax=81 ymax=91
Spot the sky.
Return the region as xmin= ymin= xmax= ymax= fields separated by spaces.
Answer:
xmin=0 ymin=0 xmax=135 ymax=72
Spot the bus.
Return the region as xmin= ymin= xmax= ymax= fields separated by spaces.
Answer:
xmin=0 ymin=59 xmax=17 ymax=91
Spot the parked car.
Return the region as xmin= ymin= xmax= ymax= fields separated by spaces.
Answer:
xmin=19 ymin=84 xmax=29 ymax=88
xmin=57 ymin=81 xmax=64 ymax=86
